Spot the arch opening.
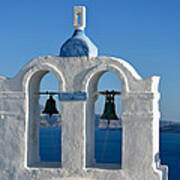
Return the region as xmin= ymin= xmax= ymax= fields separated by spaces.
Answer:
xmin=85 ymin=71 xmax=122 ymax=169
xmin=39 ymin=72 xmax=61 ymax=164
xmin=26 ymin=70 xmax=62 ymax=168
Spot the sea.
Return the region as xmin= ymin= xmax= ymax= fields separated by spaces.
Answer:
xmin=39 ymin=118 xmax=180 ymax=180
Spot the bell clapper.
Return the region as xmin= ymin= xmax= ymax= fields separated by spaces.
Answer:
xmin=49 ymin=115 xmax=53 ymax=125
xmin=107 ymin=119 xmax=110 ymax=129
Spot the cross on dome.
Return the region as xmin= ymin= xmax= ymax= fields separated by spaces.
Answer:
xmin=73 ymin=6 xmax=86 ymax=30
xmin=59 ymin=6 xmax=98 ymax=57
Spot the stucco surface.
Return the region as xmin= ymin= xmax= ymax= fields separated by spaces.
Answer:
xmin=0 ymin=56 xmax=167 ymax=180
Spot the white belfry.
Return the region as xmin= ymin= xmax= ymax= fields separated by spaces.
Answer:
xmin=0 ymin=6 xmax=168 ymax=180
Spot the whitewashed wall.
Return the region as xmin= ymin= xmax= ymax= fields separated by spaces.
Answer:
xmin=0 ymin=56 xmax=167 ymax=180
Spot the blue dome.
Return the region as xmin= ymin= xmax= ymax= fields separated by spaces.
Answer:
xmin=60 ymin=30 xmax=98 ymax=57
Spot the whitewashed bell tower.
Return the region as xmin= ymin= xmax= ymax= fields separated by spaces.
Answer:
xmin=0 ymin=6 xmax=168 ymax=180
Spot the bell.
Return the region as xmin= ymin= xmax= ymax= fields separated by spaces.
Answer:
xmin=42 ymin=95 xmax=59 ymax=123
xmin=100 ymin=91 xmax=119 ymax=127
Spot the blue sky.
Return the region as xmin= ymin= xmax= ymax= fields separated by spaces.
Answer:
xmin=0 ymin=0 xmax=180 ymax=121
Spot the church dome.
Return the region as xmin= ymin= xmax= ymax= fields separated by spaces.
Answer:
xmin=60 ymin=30 xmax=98 ymax=57
xmin=59 ymin=6 xmax=98 ymax=57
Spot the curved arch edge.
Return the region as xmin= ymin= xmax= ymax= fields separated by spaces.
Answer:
xmin=81 ymin=63 xmax=129 ymax=94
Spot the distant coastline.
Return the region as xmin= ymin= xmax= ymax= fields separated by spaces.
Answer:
xmin=160 ymin=121 xmax=180 ymax=133
xmin=40 ymin=110 xmax=180 ymax=133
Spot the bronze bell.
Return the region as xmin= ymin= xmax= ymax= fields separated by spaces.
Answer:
xmin=42 ymin=95 xmax=59 ymax=122
xmin=100 ymin=90 xmax=119 ymax=126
